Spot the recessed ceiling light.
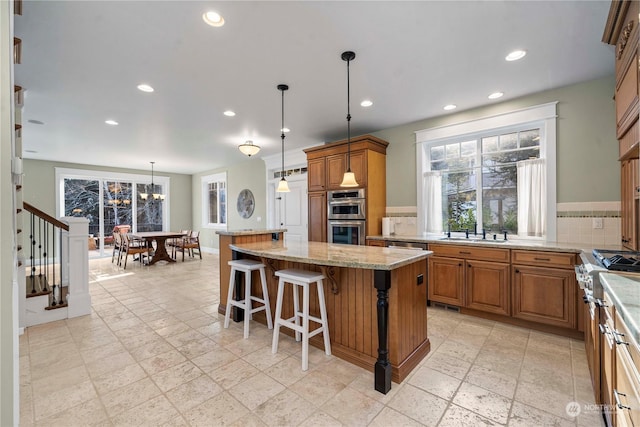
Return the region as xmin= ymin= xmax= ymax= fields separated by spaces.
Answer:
xmin=203 ymin=11 xmax=224 ymax=27
xmin=25 ymin=149 xmax=37 ymax=153
xmin=505 ymin=50 xmax=526 ymax=61
xmin=137 ymin=84 xmax=154 ymax=93
xmin=488 ymin=92 xmax=504 ymax=99
xmin=360 ymin=100 xmax=373 ymax=107
xmin=281 ymin=127 xmax=290 ymax=133
xmin=443 ymin=104 xmax=457 ymax=111
xmin=223 ymin=110 xmax=236 ymax=117
xmin=105 ymin=119 xmax=118 ymax=126
xmin=27 ymin=119 xmax=44 ymax=125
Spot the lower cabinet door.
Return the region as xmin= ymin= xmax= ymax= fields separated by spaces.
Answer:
xmin=428 ymin=256 xmax=464 ymax=306
xmin=511 ymin=265 xmax=576 ymax=329
xmin=466 ymin=260 xmax=510 ymax=316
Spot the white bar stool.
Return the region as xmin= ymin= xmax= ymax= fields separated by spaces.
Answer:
xmin=271 ymin=269 xmax=331 ymax=371
xmin=224 ymin=259 xmax=273 ymax=339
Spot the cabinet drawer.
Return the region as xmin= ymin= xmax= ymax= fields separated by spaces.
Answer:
xmin=511 ymin=250 xmax=577 ymax=269
xmin=615 ymin=341 xmax=640 ymax=427
xmin=429 ymin=244 xmax=509 ymax=262
xmin=615 ymin=310 xmax=640 ymax=371
xmin=616 ymin=52 xmax=639 ymax=138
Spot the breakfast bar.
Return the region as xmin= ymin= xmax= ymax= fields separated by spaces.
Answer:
xmin=223 ymin=237 xmax=433 ymax=393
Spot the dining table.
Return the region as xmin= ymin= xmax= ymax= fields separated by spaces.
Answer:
xmin=129 ymin=231 xmax=187 ymax=265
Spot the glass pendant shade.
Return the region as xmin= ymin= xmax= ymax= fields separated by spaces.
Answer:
xmin=276 ymin=177 xmax=290 ymax=193
xmin=140 ymin=192 xmax=149 ymax=200
xmin=340 ymin=171 xmax=358 ymax=187
xmin=238 ymin=140 xmax=260 ymax=156
xmin=140 ymin=161 xmax=163 ymax=201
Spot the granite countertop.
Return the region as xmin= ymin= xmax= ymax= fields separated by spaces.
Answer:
xmin=216 ymin=228 xmax=287 ymax=236
xmin=229 ymin=240 xmax=432 ymax=270
xmin=600 ymin=273 xmax=640 ymax=345
xmin=366 ymin=234 xmax=624 ymax=254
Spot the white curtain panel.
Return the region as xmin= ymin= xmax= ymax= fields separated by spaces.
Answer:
xmin=517 ymin=158 xmax=546 ymax=237
xmin=423 ymin=171 xmax=443 ymax=233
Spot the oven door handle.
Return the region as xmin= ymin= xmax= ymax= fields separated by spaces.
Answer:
xmin=328 ymin=220 xmax=366 ymax=227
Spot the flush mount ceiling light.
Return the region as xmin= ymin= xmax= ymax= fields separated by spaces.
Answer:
xmin=488 ymin=92 xmax=504 ymax=99
xmin=443 ymin=104 xmax=457 ymax=111
xmin=339 ymin=51 xmax=359 ymax=188
xmin=361 ymin=100 xmax=373 ymax=107
xmin=276 ymin=84 xmax=291 ymax=193
xmin=223 ymin=110 xmax=236 ymax=117
xmin=137 ymin=84 xmax=154 ymax=93
xmin=105 ymin=119 xmax=118 ymax=126
xmin=203 ymin=11 xmax=225 ymax=27
xmin=281 ymin=127 xmax=290 ymax=133
xmin=238 ymin=140 xmax=260 ymax=157
xmin=505 ymin=50 xmax=526 ymax=61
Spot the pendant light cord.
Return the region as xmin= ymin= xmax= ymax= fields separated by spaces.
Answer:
xmin=281 ymin=88 xmax=285 ymax=177
xmin=346 ymin=57 xmax=352 ymax=172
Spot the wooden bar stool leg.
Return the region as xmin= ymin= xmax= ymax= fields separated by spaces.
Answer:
xmin=272 ymin=278 xmax=285 ymax=354
xmin=224 ymin=267 xmax=237 ymax=329
xmin=317 ymin=280 xmax=331 ymax=355
xmin=259 ymin=267 xmax=273 ymax=329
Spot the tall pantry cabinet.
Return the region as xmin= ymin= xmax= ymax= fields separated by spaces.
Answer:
xmin=603 ymin=0 xmax=639 ymax=250
xmin=304 ymin=135 xmax=388 ymax=242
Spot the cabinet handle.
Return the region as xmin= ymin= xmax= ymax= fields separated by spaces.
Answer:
xmin=599 ymin=324 xmax=609 ymax=335
xmin=596 ymin=299 xmax=607 ymax=308
xmin=467 ymin=263 xmax=472 ymax=268
xmin=613 ymin=389 xmax=631 ymax=410
xmin=515 ymin=269 xmax=520 ymax=273
xmin=459 ymin=251 xmax=471 ymax=255
xmin=613 ymin=330 xmax=630 ymax=346
xmin=458 ymin=263 xmax=462 ymax=267
xmin=534 ymin=257 xmax=551 ymax=261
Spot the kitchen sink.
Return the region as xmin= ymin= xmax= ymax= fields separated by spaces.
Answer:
xmin=438 ymin=237 xmax=509 ymax=244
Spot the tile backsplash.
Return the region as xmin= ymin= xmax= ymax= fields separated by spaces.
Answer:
xmin=384 ymin=202 xmax=621 ymax=245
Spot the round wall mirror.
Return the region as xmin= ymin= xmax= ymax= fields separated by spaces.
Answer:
xmin=236 ymin=189 xmax=255 ymax=219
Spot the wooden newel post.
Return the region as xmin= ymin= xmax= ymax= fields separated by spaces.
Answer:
xmin=374 ymin=269 xmax=391 ymax=394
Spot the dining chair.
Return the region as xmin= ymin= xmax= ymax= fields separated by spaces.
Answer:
xmin=174 ymin=231 xmax=202 ymax=261
xmin=169 ymin=230 xmax=190 ymax=258
xmin=121 ymin=234 xmax=151 ymax=269
xmin=111 ymin=231 xmax=124 ymax=265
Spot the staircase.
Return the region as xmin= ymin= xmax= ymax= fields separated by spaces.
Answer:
xmin=19 ymin=203 xmax=92 ymax=327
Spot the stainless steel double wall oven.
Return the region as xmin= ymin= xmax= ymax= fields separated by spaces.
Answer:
xmin=327 ymin=188 xmax=366 ymax=245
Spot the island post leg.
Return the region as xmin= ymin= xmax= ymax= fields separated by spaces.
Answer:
xmin=374 ymin=269 xmax=391 ymax=394
xmin=231 ymin=250 xmax=245 ymax=322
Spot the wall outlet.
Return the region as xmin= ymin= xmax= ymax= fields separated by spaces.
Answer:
xmin=592 ymin=218 xmax=603 ymax=229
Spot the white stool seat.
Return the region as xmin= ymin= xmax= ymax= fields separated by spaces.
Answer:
xmin=272 ymin=268 xmax=331 ymax=371
xmin=224 ymin=259 xmax=272 ymax=339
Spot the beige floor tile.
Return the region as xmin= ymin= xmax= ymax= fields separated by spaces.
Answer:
xmin=34 ymin=380 xmax=97 ymax=421
xmin=128 ymin=338 xmax=175 ymax=362
xmin=224 ymin=333 xmax=274 ymax=357
xmin=316 ymin=356 xmax=367 ymax=387
xmin=346 ymin=371 xmax=404 ymax=404
xmin=263 ymin=355 xmax=312 ymax=387
xmin=434 ymin=340 xmax=481 ymax=363
xmin=208 ymin=358 xmax=261 ymax=390
xmin=387 ymin=383 xmax=448 ymax=426
xmin=408 ymin=365 xmax=461 ymax=400
xmin=241 ymin=344 xmax=289 ymax=371
xmin=464 ymin=364 xmax=518 ymax=399
xmin=321 ymin=386 xmax=384 ymax=425
xmin=452 ymin=381 xmax=512 ymax=424
xmin=165 ymin=374 xmax=223 ymax=413
xmin=35 ymin=397 xmax=108 ymax=427
xmin=297 ymin=410 xmax=342 ymax=427
xmin=92 ymin=362 xmax=147 ymax=395
xmin=31 ymin=365 xmax=91 ymax=399
xmin=289 ymin=370 xmax=346 ymax=407
xmin=183 ymin=391 xmax=249 ymax=427
xmin=228 ymin=372 xmax=286 ymax=411
xmin=369 ymin=407 xmax=423 ymax=427
xmin=190 ymin=347 xmax=238 ymax=372
xmin=515 ymin=379 xmax=577 ymax=421
xmin=85 ymin=350 xmax=137 ymax=378
xmin=100 ymin=377 xmax=162 ymax=417
xmin=228 ymin=413 xmax=268 ymax=427
xmin=150 ymin=360 xmax=203 ymax=392
xmin=139 ymin=349 xmax=187 ymax=375
xmin=253 ymin=389 xmax=316 ymax=426
xmin=439 ymin=403 xmax=503 ymax=426
xmin=111 ymin=395 xmax=180 ymax=426
xmin=80 ymin=340 xmax=127 ymax=365
xmin=423 ymin=351 xmax=472 ymax=380
xmin=519 ymin=363 xmax=574 ymax=396
xmin=508 ymin=401 xmax=575 ymax=427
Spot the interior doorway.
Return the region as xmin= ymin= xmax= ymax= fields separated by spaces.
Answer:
xmin=272 ymin=178 xmax=308 ymax=244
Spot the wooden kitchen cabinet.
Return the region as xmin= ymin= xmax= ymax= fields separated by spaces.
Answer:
xmin=304 ymin=135 xmax=388 ymax=242
xmin=466 ymin=259 xmax=510 ymax=316
xmin=621 ymin=158 xmax=639 ymax=249
xmin=308 ymin=192 xmax=327 ymax=242
xmin=366 ymin=239 xmax=386 ymax=247
xmin=428 ymin=256 xmax=464 ymax=306
xmin=512 ymin=265 xmax=576 ymax=329
xmin=614 ymin=310 xmax=640 ymax=426
xmin=428 ymin=244 xmax=510 ymax=315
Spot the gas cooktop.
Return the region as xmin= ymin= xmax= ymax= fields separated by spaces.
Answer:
xmin=592 ymin=249 xmax=640 ymax=272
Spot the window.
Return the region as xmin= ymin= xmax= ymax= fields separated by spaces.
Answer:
xmin=202 ymin=172 xmax=227 ymax=227
xmin=416 ymin=103 xmax=557 ymax=240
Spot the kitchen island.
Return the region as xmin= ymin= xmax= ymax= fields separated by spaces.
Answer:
xmin=225 ymin=239 xmax=432 ymax=394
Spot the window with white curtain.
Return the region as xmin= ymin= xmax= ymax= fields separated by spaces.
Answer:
xmin=202 ymin=172 xmax=227 ymax=228
xmin=416 ymin=103 xmax=557 ymax=240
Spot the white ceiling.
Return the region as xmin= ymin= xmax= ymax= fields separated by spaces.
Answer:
xmin=14 ymin=0 xmax=614 ymax=175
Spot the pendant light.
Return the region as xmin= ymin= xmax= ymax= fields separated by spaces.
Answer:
xmin=276 ymin=84 xmax=290 ymax=193
xmin=238 ymin=140 xmax=260 ymax=156
xmin=140 ymin=161 xmax=165 ymax=201
xmin=340 ymin=50 xmax=359 ymax=188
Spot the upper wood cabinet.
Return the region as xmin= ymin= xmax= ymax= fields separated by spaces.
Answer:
xmin=304 ymin=135 xmax=388 ymax=242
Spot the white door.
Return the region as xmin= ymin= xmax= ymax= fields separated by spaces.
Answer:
xmin=274 ymin=179 xmax=308 ymax=244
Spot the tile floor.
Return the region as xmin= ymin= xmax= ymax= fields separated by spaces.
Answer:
xmin=19 ymin=254 xmax=605 ymax=426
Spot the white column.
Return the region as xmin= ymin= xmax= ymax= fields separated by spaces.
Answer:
xmin=61 ymin=217 xmax=91 ymax=318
